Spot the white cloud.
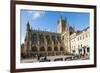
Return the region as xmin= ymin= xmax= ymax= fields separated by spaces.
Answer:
xmin=27 ymin=11 xmax=45 ymax=20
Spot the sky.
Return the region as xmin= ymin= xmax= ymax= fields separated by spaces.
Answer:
xmin=20 ymin=9 xmax=90 ymax=43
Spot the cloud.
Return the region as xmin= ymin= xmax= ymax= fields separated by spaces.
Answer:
xmin=27 ymin=11 xmax=45 ymax=20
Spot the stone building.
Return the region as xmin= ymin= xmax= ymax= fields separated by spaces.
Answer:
xmin=21 ymin=16 xmax=90 ymax=59
xmin=21 ymin=16 xmax=70 ymax=58
xmin=70 ymin=27 xmax=90 ymax=56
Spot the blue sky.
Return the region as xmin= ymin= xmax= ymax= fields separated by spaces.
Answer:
xmin=20 ymin=9 xmax=90 ymax=43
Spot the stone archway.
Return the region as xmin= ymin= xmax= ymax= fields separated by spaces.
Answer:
xmin=54 ymin=47 xmax=58 ymax=51
xmin=32 ymin=46 xmax=38 ymax=52
xmin=60 ymin=46 xmax=64 ymax=51
xmin=40 ymin=47 xmax=45 ymax=51
xmin=47 ymin=47 xmax=52 ymax=51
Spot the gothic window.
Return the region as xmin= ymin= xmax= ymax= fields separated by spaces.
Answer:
xmin=47 ymin=47 xmax=52 ymax=51
xmin=40 ymin=47 xmax=45 ymax=51
xmin=54 ymin=47 xmax=58 ymax=51
xmin=32 ymin=34 xmax=37 ymax=44
xmin=32 ymin=46 xmax=37 ymax=52
xmin=46 ymin=35 xmax=51 ymax=44
xmin=39 ymin=34 xmax=44 ymax=45
xmin=52 ymin=36 xmax=55 ymax=41
xmin=52 ymin=36 xmax=57 ymax=44
xmin=60 ymin=47 xmax=64 ymax=51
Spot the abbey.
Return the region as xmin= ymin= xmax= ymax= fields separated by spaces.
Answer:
xmin=21 ymin=16 xmax=90 ymax=59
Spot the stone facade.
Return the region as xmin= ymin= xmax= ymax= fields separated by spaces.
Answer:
xmin=21 ymin=16 xmax=90 ymax=59
xmin=70 ymin=27 xmax=90 ymax=56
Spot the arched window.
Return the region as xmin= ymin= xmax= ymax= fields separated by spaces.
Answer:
xmin=47 ymin=47 xmax=52 ymax=51
xmin=40 ymin=47 xmax=45 ymax=51
xmin=32 ymin=46 xmax=37 ymax=52
xmin=46 ymin=35 xmax=51 ymax=44
xmin=60 ymin=47 xmax=64 ymax=51
xmin=32 ymin=34 xmax=37 ymax=44
xmin=54 ymin=47 xmax=58 ymax=51
xmin=52 ymin=36 xmax=56 ymax=41
xmin=39 ymin=34 xmax=44 ymax=44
